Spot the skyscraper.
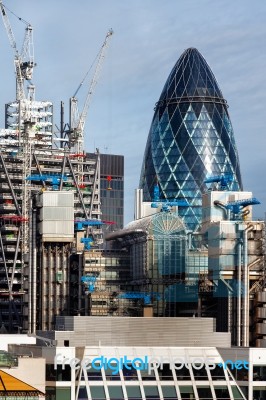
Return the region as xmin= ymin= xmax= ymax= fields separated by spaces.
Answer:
xmin=139 ymin=47 xmax=242 ymax=231
xmin=89 ymin=153 xmax=124 ymax=231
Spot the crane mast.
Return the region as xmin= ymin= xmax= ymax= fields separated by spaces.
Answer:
xmin=0 ymin=1 xmax=35 ymax=105
xmin=0 ymin=2 xmax=35 ymax=264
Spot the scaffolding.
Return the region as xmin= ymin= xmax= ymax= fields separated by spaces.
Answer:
xmin=0 ymin=2 xmax=105 ymax=332
xmin=0 ymin=139 xmax=102 ymax=331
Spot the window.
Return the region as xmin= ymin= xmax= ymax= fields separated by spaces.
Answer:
xmin=46 ymin=364 xmax=71 ymax=381
xmin=56 ymin=364 xmax=71 ymax=381
xmin=214 ymin=386 xmax=230 ymax=399
xmin=144 ymin=385 xmax=160 ymax=399
xmin=140 ymin=367 xmax=156 ymax=381
xmin=253 ymin=386 xmax=266 ymax=400
xmin=209 ymin=365 xmax=226 ymax=380
xmin=179 ymin=386 xmax=195 ymax=399
xmin=253 ymin=365 xmax=266 ymax=381
xmin=122 ymin=364 xmax=138 ymax=380
xmin=46 ymin=387 xmax=56 ymax=400
xmin=56 ymin=388 xmax=71 ymax=400
xmin=157 ymin=364 xmax=173 ymax=380
xmin=161 ymin=385 xmax=177 ymax=398
xmin=174 ymin=365 xmax=191 ymax=380
xmin=196 ymin=386 xmax=212 ymax=399
xmin=192 ymin=364 xmax=209 ymax=380
xmin=126 ymin=385 xmax=142 ymax=399
xmin=108 ymin=386 xmax=124 ymax=399
xmin=231 ymin=386 xmax=245 ymax=399
xmin=104 ymin=364 xmax=121 ymax=381
xmin=78 ymin=387 xmax=88 ymax=400
xmin=86 ymin=363 xmax=102 ymax=380
xmin=90 ymin=386 xmax=106 ymax=399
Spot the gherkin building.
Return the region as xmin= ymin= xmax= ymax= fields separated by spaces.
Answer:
xmin=139 ymin=48 xmax=242 ymax=231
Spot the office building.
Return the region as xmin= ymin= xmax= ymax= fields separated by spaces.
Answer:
xmin=139 ymin=47 xmax=242 ymax=231
xmin=88 ymin=153 xmax=124 ymax=232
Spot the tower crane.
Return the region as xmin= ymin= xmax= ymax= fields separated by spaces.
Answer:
xmin=67 ymin=29 xmax=113 ymax=251
xmin=69 ymin=28 xmax=113 ymax=155
xmin=0 ymin=2 xmax=36 ymax=279
xmin=0 ymin=0 xmax=35 ymax=108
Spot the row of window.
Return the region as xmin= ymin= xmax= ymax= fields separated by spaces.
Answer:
xmin=46 ymin=384 xmax=244 ymax=400
xmin=101 ymin=181 xmax=123 ymax=190
xmin=47 ymin=363 xmax=234 ymax=382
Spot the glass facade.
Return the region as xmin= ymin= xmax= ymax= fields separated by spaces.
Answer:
xmin=139 ymin=48 xmax=242 ymax=231
xmin=119 ymin=212 xmax=190 ymax=317
xmin=88 ymin=153 xmax=124 ymax=231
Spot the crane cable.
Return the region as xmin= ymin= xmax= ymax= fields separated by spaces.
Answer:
xmin=72 ymin=39 xmax=108 ymax=98
xmin=1 ymin=2 xmax=30 ymax=26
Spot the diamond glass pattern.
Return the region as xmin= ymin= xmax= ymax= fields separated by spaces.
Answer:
xmin=139 ymin=48 xmax=242 ymax=231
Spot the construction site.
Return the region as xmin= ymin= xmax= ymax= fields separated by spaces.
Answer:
xmin=0 ymin=2 xmax=126 ymax=333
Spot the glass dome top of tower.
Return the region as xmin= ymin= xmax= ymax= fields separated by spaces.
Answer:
xmin=159 ymin=47 xmax=224 ymax=101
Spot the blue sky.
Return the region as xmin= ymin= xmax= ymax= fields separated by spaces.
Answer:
xmin=0 ymin=0 xmax=266 ymax=224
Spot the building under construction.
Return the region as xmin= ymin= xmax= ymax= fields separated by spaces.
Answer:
xmin=0 ymin=3 xmax=123 ymax=332
xmin=0 ymin=122 xmax=105 ymax=332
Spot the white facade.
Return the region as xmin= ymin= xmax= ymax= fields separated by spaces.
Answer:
xmin=47 ymin=345 xmax=247 ymax=400
xmin=0 ymin=334 xmax=36 ymax=351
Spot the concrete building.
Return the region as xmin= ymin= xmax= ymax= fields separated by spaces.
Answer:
xmin=9 ymin=316 xmax=252 ymax=400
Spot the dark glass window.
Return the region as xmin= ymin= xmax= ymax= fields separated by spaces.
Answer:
xmin=214 ymin=386 xmax=230 ymax=399
xmin=197 ymin=386 xmax=212 ymax=399
xmin=209 ymin=365 xmax=226 ymax=380
xmin=46 ymin=387 xmax=56 ymax=400
xmin=46 ymin=364 xmax=71 ymax=381
xmin=86 ymin=363 xmax=102 ymax=380
xmin=122 ymin=364 xmax=138 ymax=380
xmin=192 ymin=364 xmax=209 ymax=380
xmin=78 ymin=387 xmax=88 ymax=400
xmin=253 ymin=387 xmax=266 ymax=400
xmin=253 ymin=365 xmax=266 ymax=381
xmin=179 ymin=385 xmax=195 ymax=399
xmin=174 ymin=364 xmax=191 ymax=380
